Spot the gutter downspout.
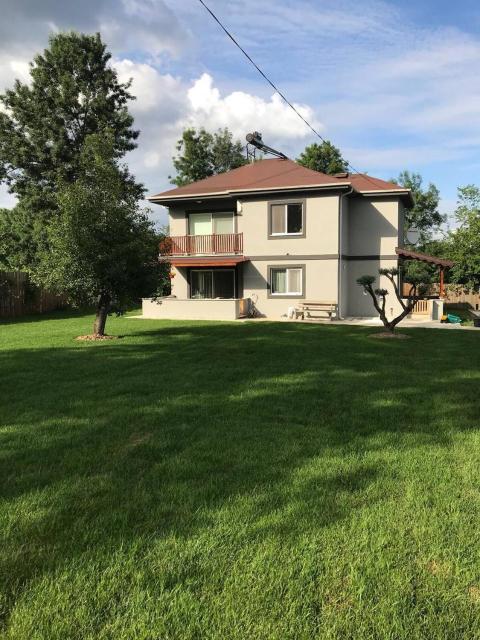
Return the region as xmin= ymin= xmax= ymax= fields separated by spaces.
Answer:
xmin=337 ymin=187 xmax=354 ymax=319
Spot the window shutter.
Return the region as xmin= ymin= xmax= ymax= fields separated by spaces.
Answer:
xmin=271 ymin=205 xmax=285 ymax=234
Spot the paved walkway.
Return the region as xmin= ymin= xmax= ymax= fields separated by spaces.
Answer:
xmin=330 ymin=317 xmax=477 ymax=330
xmin=133 ymin=314 xmax=478 ymax=331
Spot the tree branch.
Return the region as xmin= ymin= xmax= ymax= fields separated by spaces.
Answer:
xmin=385 ymin=270 xmax=408 ymax=312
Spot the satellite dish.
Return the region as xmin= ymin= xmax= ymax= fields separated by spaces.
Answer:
xmin=406 ymin=228 xmax=420 ymax=244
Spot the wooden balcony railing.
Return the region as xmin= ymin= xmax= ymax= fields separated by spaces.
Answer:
xmin=160 ymin=233 xmax=243 ymax=256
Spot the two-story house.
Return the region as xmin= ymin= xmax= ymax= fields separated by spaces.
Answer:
xmin=143 ymin=158 xmax=414 ymax=320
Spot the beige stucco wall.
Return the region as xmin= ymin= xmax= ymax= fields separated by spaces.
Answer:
xmin=339 ymin=196 xmax=349 ymax=316
xmin=142 ymin=297 xmax=243 ymax=320
xmin=166 ymin=194 xmax=402 ymax=259
xmin=340 ymin=197 xmax=402 ymax=318
xmin=243 ymin=258 xmax=338 ymax=318
xmin=347 ymin=197 xmax=401 ymax=256
xmin=161 ymin=192 xmax=405 ymax=320
xmin=344 ymin=259 xmax=403 ymax=318
xmin=168 ymin=208 xmax=188 ymax=236
xmin=238 ymin=194 xmax=340 ymax=257
xmin=169 ymin=266 xmax=188 ymax=297
xmin=167 ymin=193 xmax=341 ymax=257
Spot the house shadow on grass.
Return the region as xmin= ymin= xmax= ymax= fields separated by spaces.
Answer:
xmin=0 ymin=320 xmax=479 ymax=628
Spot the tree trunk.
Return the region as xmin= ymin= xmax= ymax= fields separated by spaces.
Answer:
xmin=378 ymin=312 xmax=395 ymax=333
xmin=93 ymin=293 xmax=110 ymax=336
xmin=384 ymin=320 xmax=395 ymax=333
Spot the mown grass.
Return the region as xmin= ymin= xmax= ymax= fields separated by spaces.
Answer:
xmin=0 ymin=311 xmax=479 ymax=639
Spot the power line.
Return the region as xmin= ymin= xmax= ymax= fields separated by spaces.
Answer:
xmin=198 ymin=0 xmax=326 ymax=144
xmin=197 ymin=0 xmax=372 ymax=181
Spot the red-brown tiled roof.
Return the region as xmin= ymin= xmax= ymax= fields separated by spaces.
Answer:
xmin=342 ymin=173 xmax=404 ymax=192
xmin=150 ymin=159 xmax=347 ymax=200
xmin=149 ymin=158 xmax=412 ymax=203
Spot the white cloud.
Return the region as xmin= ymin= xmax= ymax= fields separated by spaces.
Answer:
xmin=1 ymin=0 xmax=480 ymax=218
xmin=110 ymin=62 xmax=324 ymax=224
xmin=0 ymin=55 xmax=32 ymax=98
xmin=0 ymin=0 xmax=189 ymax=62
xmin=184 ymin=73 xmax=320 ymax=142
xmin=0 ymin=187 xmax=16 ymax=209
xmin=107 ymin=61 xmax=325 ymax=225
xmin=114 ymin=59 xmax=186 ymax=117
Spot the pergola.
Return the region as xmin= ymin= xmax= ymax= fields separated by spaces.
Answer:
xmin=395 ymin=247 xmax=454 ymax=298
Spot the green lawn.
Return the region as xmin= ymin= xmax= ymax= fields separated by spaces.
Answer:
xmin=1 ymin=312 xmax=479 ymax=639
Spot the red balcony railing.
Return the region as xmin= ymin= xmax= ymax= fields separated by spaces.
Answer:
xmin=160 ymin=233 xmax=243 ymax=256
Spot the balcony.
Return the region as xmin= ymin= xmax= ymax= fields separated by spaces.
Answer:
xmin=160 ymin=233 xmax=243 ymax=257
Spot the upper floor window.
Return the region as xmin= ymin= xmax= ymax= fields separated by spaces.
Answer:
xmin=269 ymin=201 xmax=304 ymax=237
xmin=189 ymin=212 xmax=233 ymax=236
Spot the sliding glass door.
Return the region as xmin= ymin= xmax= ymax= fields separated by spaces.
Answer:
xmin=190 ymin=269 xmax=236 ymax=299
xmin=190 ymin=271 xmax=213 ymax=299
xmin=188 ymin=213 xmax=234 ymax=235
xmin=189 ymin=214 xmax=212 ymax=236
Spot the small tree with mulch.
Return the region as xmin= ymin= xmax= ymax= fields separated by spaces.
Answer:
xmin=357 ymin=267 xmax=429 ymax=334
xmin=34 ymin=133 xmax=161 ymax=338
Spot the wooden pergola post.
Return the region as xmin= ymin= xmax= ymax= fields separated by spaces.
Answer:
xmin=439 ymin=267 xmax=445 ymax=298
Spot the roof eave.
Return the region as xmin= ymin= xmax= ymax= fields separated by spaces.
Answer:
xmin=148 ymin=182 xmax=353 ymax=205
xmin=354 ymin=188 xmax=414 ymax=207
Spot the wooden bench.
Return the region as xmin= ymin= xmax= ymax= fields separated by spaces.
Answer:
xmin=296 ymin=301 xmax=337 ymax=321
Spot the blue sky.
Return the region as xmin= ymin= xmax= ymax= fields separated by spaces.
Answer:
xmin=1 ymin=0 xmax=479 ymax=227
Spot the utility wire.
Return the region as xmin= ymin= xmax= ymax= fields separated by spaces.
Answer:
xmin=197 ymin=0 xmax=375 ymax=182
xmin=198 ymin=0 xmax=325 ymax=144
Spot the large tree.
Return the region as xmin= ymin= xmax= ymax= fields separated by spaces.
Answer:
xmin=0 ymin=32 xmax=138 ymax=270
xmin=0 ymin=205 xmax=39 ymax=271
xmin=448 ymin=185 xmax=480 ymax=290
xmin=296 ymin=141 xmax=347 ymax=175
xmin=170 ymin=127 xmax=246 ymax=186
xmin=393 ymin=171 xmax=445 ymax=243
xmin=34 ymin=133 xmax=160 ymax=337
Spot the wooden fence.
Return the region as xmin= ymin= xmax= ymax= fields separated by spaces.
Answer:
xmin=442 ymin=287 xmax=480 ymax=310
xmin=413 ymin=299 xmax=430 ymax=315
xmin=0 ymin=271 xmax=67 ymax=318
xmin=402 ymin=283 xmax=480 ymax=310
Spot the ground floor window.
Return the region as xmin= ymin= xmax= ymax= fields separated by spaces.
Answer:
xmin=190 ymin=269 xmax=236 ymax=299
xmin=269 ymin=266 xmax=304 ymax=296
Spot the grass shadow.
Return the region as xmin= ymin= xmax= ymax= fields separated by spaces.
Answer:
xmin=0 ymin=317 xmax=479 ymax=634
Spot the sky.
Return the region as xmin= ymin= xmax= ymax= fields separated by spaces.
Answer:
xmin=1 ymin=0 xmax=479 ymax=228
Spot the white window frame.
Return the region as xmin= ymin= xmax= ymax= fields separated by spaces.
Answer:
xmin=270 ymin=267 xmax=303 ymax=296
xmin=269 ymin=202 xmax=304 ymax=237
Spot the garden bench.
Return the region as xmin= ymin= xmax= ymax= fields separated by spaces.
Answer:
xmin=296 ymin=301 xmax=337 ymax=321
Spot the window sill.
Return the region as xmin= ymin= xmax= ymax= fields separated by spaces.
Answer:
xmin=269 ymin=233 xmax=305 ymax=239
